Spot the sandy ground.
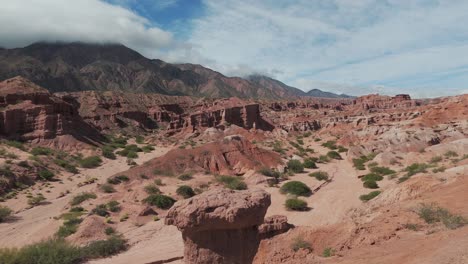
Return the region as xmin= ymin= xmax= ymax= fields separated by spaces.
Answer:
xmin=0 ymin=146 xmax=171 ymax=248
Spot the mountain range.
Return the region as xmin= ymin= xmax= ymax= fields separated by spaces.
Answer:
xmin=0 ymin=42 xmax=353 ymax=99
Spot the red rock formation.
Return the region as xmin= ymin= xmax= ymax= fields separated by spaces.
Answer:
xmin=0 ymin=77 xmax=102 ymax=144
xmin=352 ymin=94 xmax=418 ymax=110
xmin=259 ymin=215 xmax=293 ymax=239
xmin=165 ymin=188 xmax=271 ymax=264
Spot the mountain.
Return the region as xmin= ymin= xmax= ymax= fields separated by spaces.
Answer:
xmin=306 ymin=89 xmax=354 ymax=98
xmin=0 ymin=42 xmax=352 ymax=99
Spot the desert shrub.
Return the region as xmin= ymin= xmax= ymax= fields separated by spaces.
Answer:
xmin=272 ymin=141 xmax=286 ymax=154
xmin=444 ymin=151 xmax=458 ymax=158
xmin=326 ymin=151 xmax=342 ymax=160
xmin=176 ymin=185 xmax=196 ymax=199
xmin=107 ymin=201 xmax=121 ymax=212
xmin=322 ymin=247 xmax=335 ymax=257
xmin=417 ymin=203 xmax=467 ymax=229
xmin=28 ymin=194 xmax=46 ymax=206
xmin=216 ymin=175 xmax=247 ymax=190
xmin=432 ymin=166 xmax=446 ymax=173
xmin=142 ymin=145 xmax=155 ymax=153
xmin=38 ymin=169 xmax=55 ymax=181
xmin=4 ymin=140 xmax=26 ymax=150
xmin=17 ymin=160 xmax=30 ymax=168
xmin=363 ymin=180 xmax=379 ymax=189
xmin=178 ymin=173 xmax=193 ymax=181
xmin=100 ymin=184 xmax=116 ymax=193
xmin=370 ymin=166 xmax=396 ymax=176
xmin=360 ymin=173 xmax=383 ymax=182
xmin=152 ymin=168 xmax=174 ymax=177
xmin=79 ymin=156 xmax=102 ymax=168
xmin=104 ymin=227 xmax=115 ymax=236
xmin=92 ymin=204 xmax=110 ymax=217
xmin=154 ymin=179 xmax=164 ymax=186
xmin=337 ymin=146 xmax=348 ymax=153
xmin=56 ymin=218 xmax=82 ymax=238
xmin=144 ymin=184 xmax=160 ymax=195
xmin=318 ymin=155 xmax=330 ymax=163
xmin=30 ymin=147 xmax=54 ymax=156
xmin=302 ymin=158 xmax=317 ymax=169
xmin=107 ymin=175 xmax=129 ymax=185
xmin=287 ymin=159 xmax=304 ymax=173
xmin=54 ymin=159 xmax=78 ymax=173
xmin=280 ymin=181 xmax=312 ymax=197
xmin=0 ymin=206 xmax=12 ymax=222
xmin=135 ymin=135 xmax=144 ymax=144
xmin=404 ymin=163 xmax=429 ymax=177
xmin=309 ymin=171 xmax=329 ymax=181
xmin=70 ymin=192 xmax=96 ymax=206
xmin=367 ymin=162 xmax=378 ymax=168
xmin=430 ymin=156 xmax=443 ymax=163
xmin=285 ymin=198 xmax=308 ymax=211
xmin=143 ymin=194 xmax=176 ymax=209
xmin=81 ymin=235 xmax=127 ymax=259
xmin=352 ymin=153 xmax=376 ymax=170
xmin=258 ymin=167 xmax=281 ymax=178
xmin=321 ymin=140 xmax=337 ymax=150
xmin=102 ymin=146 xmax=116 ymax=160
xmin=291 ymin=236 xmax=312 ymax=252
xmin=359 ymin=191 xmax=381 ymax=202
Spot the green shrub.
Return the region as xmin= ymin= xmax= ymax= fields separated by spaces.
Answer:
xmin=360 ymin=173 xmax=383 ymax=182
xmin=107 ymin=201 xmax=121 ymax=212
xmin=258 ymin=167 xmax=281 ymax=178
xmin=178 ymin=173 xmax=193 ymax=181
xmin=444 ymin=151 xmax=458 ymax=158
xmin=54 ymin=159 xmax=78 ymax=173
xmin=432 ymin=166 xmax=446 ymax=173
xmin=0 ymin=206 xmax=12 ymax=222
xmin=404 ymin=163 xmax=429 ymax=177
xmin=302 ymin=158 xmax=317 ymax=169
xmin=321 ymin=140 xmax=337 ymax=150
xmin=309 ymin=171 xmax=329 ymax=181
xmin=359 ymin=191 xmax=381 ymax=202
xmin=322 ymin=247 xmax=335 ymax=257
xmin=176 ymin=185 xmax=196 ymax=199
xmin=417 ymin=203 xmax=467 ymax=229
xmin=92 ymin=204 xmax=110 ymax=217
xmin=318 ymin=155 xmax=330 ymax=163
xmin=38 ymin=169 xmax=55 ymax=181
xmin=102 ymin=146 xmax=116 ymax=160
xmin=31 ymin=147 xmax=54 ymax=156
xmin=81 ymin=235 xmax=127 ymax=259
xmin=70 ymin=192 xmax=97 ymax=206
xmin=352 ymin=153 xmax=376 ymax=170
xmin=285 ymin=198 xmax=308 ymax=211
xmin=143 ymin=194 xmax=176 ymax=209
xmin=142 ymin=145 xmax=155 ymax=153
xmin=28 ymin=194 xmax=46 ymax=206
xmin=100 ymin=184 xmax=116 ymax=193
xmin=105 ymin=227 xmax=115 ymax=236
xmin=326 ymin=151 xmax=342 ymax=160
xmin=135 ymin=135 xmax=144 ymax=144
xmin=4 ymin=140 xmax=26 ymax=151
xmin=107 ymin=175 xmax=129 ymax=185
xmin=337 ymin=146 xmax=348 ymax=153
xmin=79 ymin=156 xmax=102 ymax=168
xmin=291 ymin=236 xmax=312 ymax=252
xmin=144 ymin=184 xmax=160 ymax=195
xmin=287 ymin=159 xmax=304 ymax=173
xmin=216 ymin=175 xmax=247 ymax=190
xmin=280 ymin=181 xmax=312 ymax=196
xmin=363 ymin=180 xmax=379 ymax=189
xmin=370 ymin=166 xmax=396 ymax=176
xmin=56 ymin=218 xmax=82 ymax=238
xmin=430 ymin=156 xmax=443 ymax=163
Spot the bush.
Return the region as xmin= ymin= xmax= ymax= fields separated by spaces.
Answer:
xmin=417 ymin=203 xmax=467 ymax=229
xmin=285 ymin=198 xmax=308 ymax=211
xmin=54 ymin=159 xmax=78 ymax=174
xmin=359 ymin=191 xmax=381 ymax=202
xmin=360 ymin=173 xmax=383 ymax=182
xmin=309 ymin=171 xmax=329 ymax=181
xmin=287 ymin=159 xmax=304 ymax=173
xmin=404 ymin=163 xmax=429 ymax=177
xmin=143 ymin=194 xmax=176 ymax=209
xmin=144 ymin=184 xmax=160 ymax=195
xmin=56 ymin=218 xmax=82 ymax=238
xmin=176 ymin=185 xmax=196 ymax=199
xmin=0 ymin=206 xmax=12 ymax=222
xmin=105 ymin=227 xmax=115 ymax=236
xmin=79 ymin=156 xmax=102 ymax=168
xmin=337 ymin=146 xmax=348 ymax=153
xmin=38 ymin=169 xmax=55 ymax=181
xmin=107 ymin=175 xmax=129 ymax=185
xmin=444 ymin=151 xmax=458 ymax=158
xmin=142 ymin=145 xmax=155 ymax=153
xmin=363 ymin=180 xmax=379 ymax=189
xmin=318 ymin=155 xmax=330 ymax=163
xmin=81 ymin=235 xmax=127 ymax=259
xmin=135 ymin=135 xmax=144 ymax=144
xmin=321 ymin=140 xmax=337 ymax=150
xmin=30 ymin=147 xmax=54 ymax=156
xmin=326 ymin=151 xmax=342 ymax=160
xmin=107 ymin=201 xmax=121 ymax=212
xmin=178 ymin=173 xmax=193 ymax=181
xmin=280 ymin=181 xmax=312 ymax=197
xmin=102 ymin=146 xmax=116 ymax=160
xmin=92 ymin=204 xmax=110 ymax=217
xmin=4 ymin=140 xmax=25 ymax=151
xmin=323 ymin=247 xmax=335 ymax=257
xmin=28 ymin=194 xmax=46 ymax=206
xmin=430 ymin=156 xmax=443 ymax=163
xmin=370 ymin=166 xmax=396 ymax=176
xmin=302 ymin=158 xmax=317 ymax=169
xmin=258 ymin=167 xmax=281 ymax=178
xmin=70 ymin=192 xmax=96 ymax=206
xmin=100 ymin=184 xmax=116 ymax=193
xmin=352 ymin=154 xmax=376 ymax=170
xmin=291 ymin=236 xmax=312 ymax=252
xmin=216 ymin=175 xmax=247 ymax=190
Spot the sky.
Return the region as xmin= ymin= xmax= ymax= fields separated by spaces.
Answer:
xmin=1 ymin=0 xmax=468 ymax=98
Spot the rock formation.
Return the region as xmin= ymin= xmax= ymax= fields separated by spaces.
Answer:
xmin=165 ymin=188 xmax=271 ymax=264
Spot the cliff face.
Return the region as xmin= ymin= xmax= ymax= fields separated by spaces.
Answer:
xmin=352 ymin=94 xmax=418 ymax=110
xmin=0 ymin=77 xmax=102 ymax=144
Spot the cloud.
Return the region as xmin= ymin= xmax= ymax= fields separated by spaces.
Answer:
xmin=0 ymin=0 xmax=173 ymax=58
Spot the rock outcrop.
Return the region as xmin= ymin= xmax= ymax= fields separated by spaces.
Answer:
xmin=165 ymin=188 xmax=271 ymax=264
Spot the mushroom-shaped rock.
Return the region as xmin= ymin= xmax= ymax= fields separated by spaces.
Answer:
xmin=165 ymin=188 xmax=271 ymax=264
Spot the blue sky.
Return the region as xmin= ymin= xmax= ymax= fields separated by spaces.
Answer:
xmin=1 ymin=0 xmax=468 ymax=98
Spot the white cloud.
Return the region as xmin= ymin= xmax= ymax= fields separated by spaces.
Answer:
xmin=0 ymin=0 xmax=173 ymax=58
